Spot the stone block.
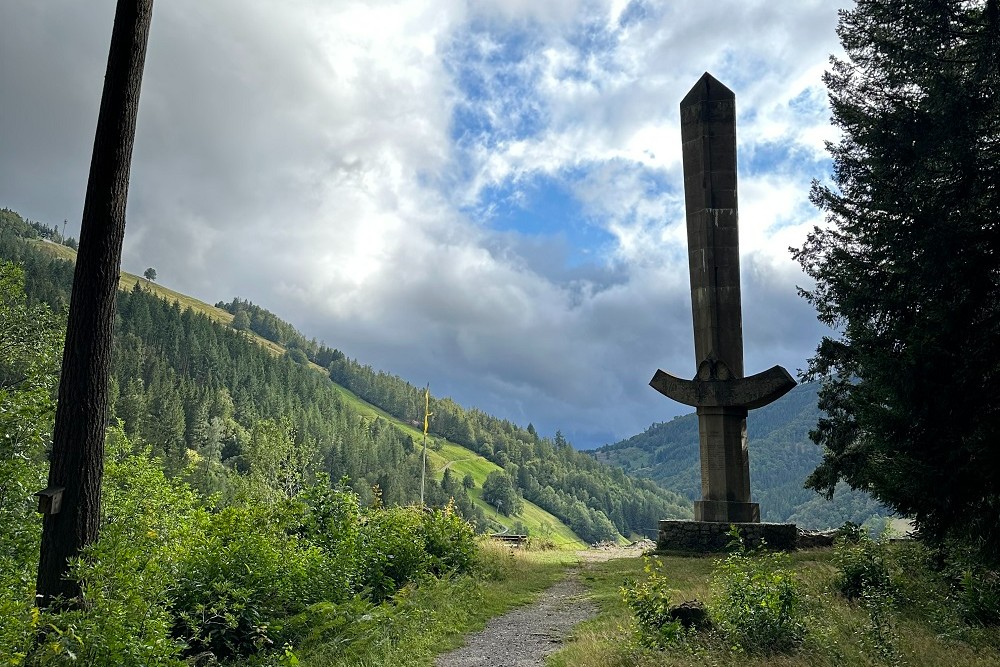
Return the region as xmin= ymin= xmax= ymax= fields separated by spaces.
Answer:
xmin=657 ymin=519 xmax=798 ymax=553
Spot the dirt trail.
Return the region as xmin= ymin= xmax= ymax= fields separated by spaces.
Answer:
xmin=433 ymin=568 xmax=595 ymax=667
xmin=434 ymin=546 xmax=646 ymax=667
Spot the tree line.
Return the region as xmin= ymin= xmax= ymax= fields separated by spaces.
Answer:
xmin=1 ymin=208 xmax=689 ymax=544
xmin=324 ymin=344 xmax=692 ymax=541
xmin=0 ymin=260 xmax=480 ymax=662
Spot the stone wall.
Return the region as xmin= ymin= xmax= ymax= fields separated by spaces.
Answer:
xmin=657 ymin=519 xmax=798 ymax=552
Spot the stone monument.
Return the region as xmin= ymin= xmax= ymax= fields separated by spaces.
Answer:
xmin=651 ymin=73 xmax=796 ymax=531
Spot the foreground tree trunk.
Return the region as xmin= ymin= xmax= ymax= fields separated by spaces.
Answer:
xmin=36 ymin=0 xmax=154 ymax=607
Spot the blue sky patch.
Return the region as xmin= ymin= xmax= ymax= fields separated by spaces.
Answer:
xmin=618 ymin=0 xmax=655 ymax=28
xmin=473 ymin=172 xmax=616 ymax=267
xmin=742 ymin=140 xmax=830 ymax=180
xmin=445 ymin=24 xmax=548 ymax=148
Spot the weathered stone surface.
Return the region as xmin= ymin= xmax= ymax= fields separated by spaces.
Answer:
xmin=657 ymin=519 xmax=797 ymax=552
xmin=680 ymin=75 xmax=743 ymax=377
xmin=695 ymin=499 xmax=759 ymax=523
xmin=650 ymin=366 xmax=796 ymax=409
xmin=649 ymin=73 xmax=796 ymax=526
xmin=694 ymin=407 xmax=752 ymax=520
xmin=796 ymin=528 xmax=838 ymax=549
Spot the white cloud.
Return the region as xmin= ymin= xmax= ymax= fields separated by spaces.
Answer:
xmin=0 ymin=0 xmax=847 ymax=446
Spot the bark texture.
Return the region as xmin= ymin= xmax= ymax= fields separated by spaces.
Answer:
xmin=36 ymin=0 xmax=154 ymax=606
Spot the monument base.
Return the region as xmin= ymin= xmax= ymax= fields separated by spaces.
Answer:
xmin=657 ymin=519 xmax=797 ymax=553
xmin=694 ymin=499 xmax=760 ymax=523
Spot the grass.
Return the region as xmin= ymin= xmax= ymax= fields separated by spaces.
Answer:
xmin=426 ymin=442 xmax=587 ymax=549
xmin=31 ymin=239 xmax=590 ymax=548
xmin=549 ymin=546 xmax=1000 ymax=667
xmin=285 ymin=543 xmax=1000 ymax=667
xmin=294 ymin=541 xmax=579 ymax=666
xmin=329 ymin=382 xmax=586 ymax=547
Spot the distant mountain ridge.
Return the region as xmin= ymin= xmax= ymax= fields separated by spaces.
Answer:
xmin=593 ymin=382 xmax=889 ymax=529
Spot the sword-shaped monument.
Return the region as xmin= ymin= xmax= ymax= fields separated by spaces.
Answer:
xmin=651 ymin=73 xmax=796 ymax=524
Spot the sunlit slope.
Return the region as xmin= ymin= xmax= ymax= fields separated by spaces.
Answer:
xmin=427 ymin=443 xmax=585 ymax=547
xmin=330 ymin=384 xmax=587 ymax=548
xmin=33 ymin=239 xmax=588 ymax=547
xmin=32 ymin=240 xmax=289 ymax=357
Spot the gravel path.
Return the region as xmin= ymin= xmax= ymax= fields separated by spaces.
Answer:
xmin=434 ymin=568 xmax=598 ymax=667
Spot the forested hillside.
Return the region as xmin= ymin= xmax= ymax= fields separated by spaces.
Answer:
xmin=593 ymin=382 xmax=889 ymax=529
xmin=0 ymin=207 xmax=689 ymax=544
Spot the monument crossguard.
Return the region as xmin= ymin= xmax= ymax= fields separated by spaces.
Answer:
xmin=651 ymin=72 xmax=796 ymax=525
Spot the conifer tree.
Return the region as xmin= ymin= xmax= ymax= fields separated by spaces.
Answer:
xmin=794 ymin=0 xmax=999 ymax=560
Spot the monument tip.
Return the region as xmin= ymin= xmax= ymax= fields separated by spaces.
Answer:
xmin=680 ymin=72 xmax=734 ymax=108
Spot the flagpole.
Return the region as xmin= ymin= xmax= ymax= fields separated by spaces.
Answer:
xmin=420 ymin=385 xmax=431 ymax=506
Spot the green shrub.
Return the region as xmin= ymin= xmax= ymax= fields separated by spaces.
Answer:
xmin=833 ymin=532 xmax=894 ymax=600
xmin=709 ymin=529 xmax=805 ymax=654
xmin=420 ymin=501 xmax=477 ymax=576
xmin=837 ymin=520 xmax=864 ymax=542
xmin=860 ymin=583 xmax=901 ymax=666
xmin=30 ymin=426 xmax=197 ymax=666
xmin=358 ymin=506 xmax=431 ymax=602
xmin=170 ymin=502 xmax=343 ymax=660
xmin=292 ymin=473 xmax=361 ymax=589
xmin=938 ymin=544 xmax=1000 ymax=627
xmin=955 ymin=567 xmax=1000 ymax=625
xmin=11 ymin=420 xmax=482 ymax=664
xmin=621 ymin=556 xmax=684 ymax=649
xmin=832 ymin=530 xmax=906 ymax=662
xmin=281 ymin=597 xmax=383 ymax=649
xmin=0 ymin=261 xmax=62 ymax=663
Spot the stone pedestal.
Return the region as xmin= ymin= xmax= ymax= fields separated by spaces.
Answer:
xmin=657 ymin=519 xmax=797 ymax=552
xmin=694 ymin=499 xmax=759 ymax=523
xmin=695 ymin=406 xmax=755 ymax=521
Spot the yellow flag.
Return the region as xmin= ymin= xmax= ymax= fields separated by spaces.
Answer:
xmin=423 ymin=386 xmax=431 ymax=435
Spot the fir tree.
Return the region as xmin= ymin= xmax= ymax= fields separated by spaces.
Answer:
xmin=794 ymin=0 xmax=1000 ymax=561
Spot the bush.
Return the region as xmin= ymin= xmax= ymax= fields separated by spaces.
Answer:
xmin=358 ymin=506 xmax=432 ymax=602
xmin=30 ymin=427 xmax=197 ymax=666
xmin=940 ymin=543 xmax=1000 ymax=626
xmin=13 ymin=422 xmax=483 ymax=664
xmin=293 ymin=474 xmax=361 ymax=589
xmin=0 ymin=261 xmax=61 ymax=662
xmin=281 ymin=597 xmax=383 ymax=650
xmin=170 ymin=502 xmax=344 ymax=660
xmin=709 ymin=528 xmax=805 ymax=654
xmin=956 ymin=567 xmax=1000 ymax=626
xmin=832 ymin=530 xmax=904 ymax=662
xmin=420 ymin=501 xmax=477 ymax=576
xmin=621 ymin=556 xmax=685 ymax=649
xmin=833 ymin=531 xmax=893 ymax=600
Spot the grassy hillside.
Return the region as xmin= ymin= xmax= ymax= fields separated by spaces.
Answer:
xmin=30 ymin=237 xmax=588 ymax=547
xmin=32 ymin=239 xmax=296 ymax=358
xmin=331 ymin=382 xmax=586 ymax=547
xmin=10 ymin=210 xmax=690 ymax=545
xmin=429 ymin=444 xmax=586 ymax=547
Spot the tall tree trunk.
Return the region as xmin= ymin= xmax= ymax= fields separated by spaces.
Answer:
xmin=36 ymin=0 xmax=154 ymax=607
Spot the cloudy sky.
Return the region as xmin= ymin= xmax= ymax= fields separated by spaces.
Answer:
xmin=1 ymin=0 xmax=844 ymax=448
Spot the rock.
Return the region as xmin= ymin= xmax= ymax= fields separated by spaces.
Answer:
xmin=668 ymin=600 xmax=710 ymax=630
xmin=797 ymin=528 xmax=837 ymax=549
